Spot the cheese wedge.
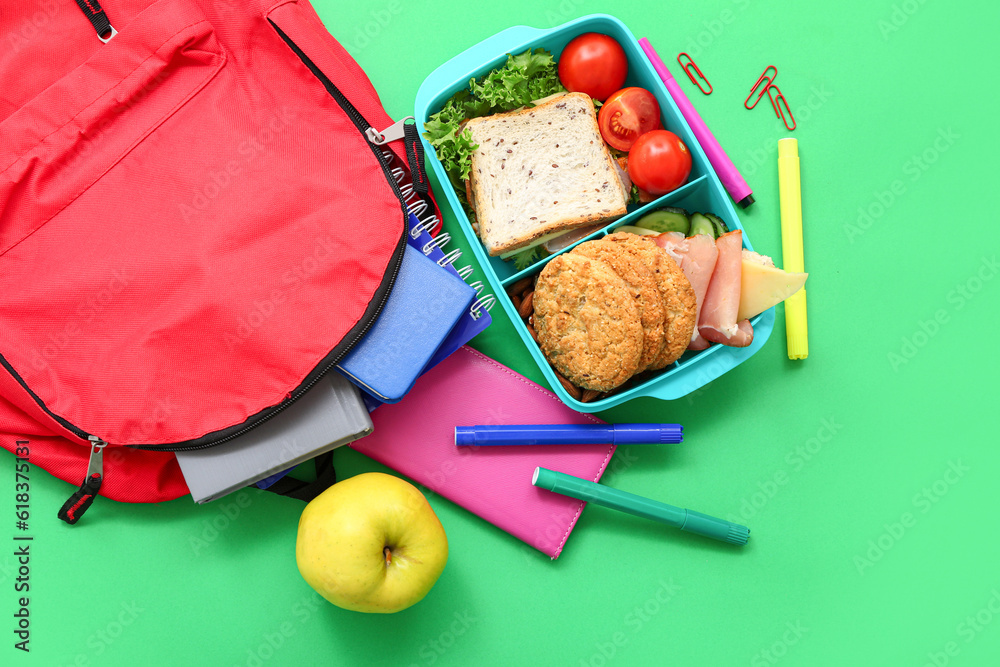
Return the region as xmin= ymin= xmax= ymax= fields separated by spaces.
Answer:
xmin=737 ymin=259 xmax=808 ymax=321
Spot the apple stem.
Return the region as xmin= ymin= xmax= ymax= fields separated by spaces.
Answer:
xmin=384 ymin=547 xmax=392 ymax=565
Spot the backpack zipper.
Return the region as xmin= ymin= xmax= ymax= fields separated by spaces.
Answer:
xmin=19 ymin=22 xmax=414 ymax=522
xmin=128 ymin=21 xmax=411 ymax=453
xmin=366 ymin=116 xmax=414 ymax=145
xmin=57 ymin=436 xmax=105 ymax=524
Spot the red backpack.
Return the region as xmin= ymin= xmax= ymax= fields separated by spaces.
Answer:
xmin=0 ymin=0 xmax=438 ymax=522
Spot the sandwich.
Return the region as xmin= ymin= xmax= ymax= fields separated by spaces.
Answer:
xmin=463 ymin=92 xmax=628 ymax=256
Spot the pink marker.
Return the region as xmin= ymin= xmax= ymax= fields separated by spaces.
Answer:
xmin=639 ymin=38 xmax=755 ymax=209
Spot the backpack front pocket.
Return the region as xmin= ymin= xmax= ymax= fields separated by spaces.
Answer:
xmin=0 ymin=0 xmax=226 ymax=258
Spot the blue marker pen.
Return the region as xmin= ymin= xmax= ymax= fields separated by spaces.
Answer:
xmin=454 ymin=423 xmax=682 ymax=446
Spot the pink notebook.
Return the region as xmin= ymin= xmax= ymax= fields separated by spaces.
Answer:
xmin=350 ymin=346 xmax=615 ymax=558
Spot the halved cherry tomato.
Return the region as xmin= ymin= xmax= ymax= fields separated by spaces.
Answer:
xmin=558 ymin=33 xmax=628 ymax=102
xmin=597 ymin=88 xmax=662 ymax=152
xmin=628 ymin=130 xmax=692 ymax=196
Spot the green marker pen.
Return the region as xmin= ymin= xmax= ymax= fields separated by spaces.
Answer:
xmin=532 ymin=467 xmax=749 ymax=546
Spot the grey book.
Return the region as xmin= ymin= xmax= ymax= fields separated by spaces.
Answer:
xmin=176 ymin=373 xmax=373 ymax=503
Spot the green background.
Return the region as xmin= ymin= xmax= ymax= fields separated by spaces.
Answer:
xmin=6 ymin=0 xmax=999 ymax=665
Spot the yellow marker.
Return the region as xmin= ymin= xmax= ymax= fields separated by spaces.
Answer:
xmin=778 ymin=139 xmax=808 ymax=359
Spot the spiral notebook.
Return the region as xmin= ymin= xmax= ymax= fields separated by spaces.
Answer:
xmin=382 ymin=148 xmax=443 ymax=238
xmin=387 ymin=150 xmax=496 ymax=366
xmin=351 ymin=346 xmax=616 ymax=559
xmin=415 ymin=231 xmax=495 ymax=371
xmin=334 ymin=150 xmax=499 ymax=405
xmin=336 ymin=244 xmax=475 ymax=403
xmin=357 ymin=162 xmax=497 ymax=412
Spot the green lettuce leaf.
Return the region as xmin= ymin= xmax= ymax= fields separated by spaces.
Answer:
xmin=511 ymin=245 xmax=552 ymax=271
xmin=628 ymin=184 xmax=641 ymax=205
xmin=422 ymin=47 xmax=565 ymax=218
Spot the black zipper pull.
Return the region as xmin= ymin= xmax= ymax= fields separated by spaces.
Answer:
xmin=58 ymin=436 xmax=106 ymax=525
xmin=73 ymin=0 xmax=117 ymax=43
xmin=403 ymin=121 xmax=430 ymax=196
xmin=365 ymin=117 xmax=429 ymax=196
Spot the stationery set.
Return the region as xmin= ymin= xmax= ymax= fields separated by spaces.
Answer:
xmin=175 ymin=16 xmax=807 ymax=556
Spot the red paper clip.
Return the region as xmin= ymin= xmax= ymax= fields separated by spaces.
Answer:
xmin=767 ymin=84 xmax=796 ymax=131
xmin=676 ymin=53 xmax=712 ymax=95
xmin=744 ymin=65 xmax=777 ymax=109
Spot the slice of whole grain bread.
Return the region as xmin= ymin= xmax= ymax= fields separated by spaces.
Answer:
xmin=465 ymin=92 xmax=628 ymax=256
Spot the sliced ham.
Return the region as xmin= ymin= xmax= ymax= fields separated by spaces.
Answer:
xmin=654 ymin=232 xmax=719 ymax=347
xmin=699 ymin=230 xmax=754 ymax=347
xmin=687 ymin=336 xmax=711 ymax=351
xmin=543 ymin=223 xmax=607 ymax=253
xmin=652 ymin=231 xmax=686 ymax=265
xmin=678 ymin=234 xmax=719 ymax=347
xmin=733 ymin=318 xmax=754 ymax=346
xmin=612 ymin=156 xmax=632 ymax=196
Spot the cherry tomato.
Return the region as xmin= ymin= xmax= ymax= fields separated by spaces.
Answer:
xmin=628 ymin=130 xmax=692 ymax=196
xmin=558 ymin=33 xmax=628 ymax=102
xmin=597 ymin=87 xmax=662 ymax=151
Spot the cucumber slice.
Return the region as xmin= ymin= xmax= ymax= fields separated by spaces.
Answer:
xmin=614 ymin=225 xmax=662 ymax=237
xmin=689 ymin=213 xmax=715 ymax=238
xmin=704 ymin=213 xmax=730 ymax=238
xmin=635 ymin=207 xmax=690 ymax=235
xmin=660 ymin=206 xmax=690 ymax=216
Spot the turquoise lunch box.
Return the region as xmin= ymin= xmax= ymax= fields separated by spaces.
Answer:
xmin=414 ymin=14 xmax=774 ymax=412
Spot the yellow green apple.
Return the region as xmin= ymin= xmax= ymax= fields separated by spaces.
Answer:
xmin=295 ymin=472 xmax=448 ymax=613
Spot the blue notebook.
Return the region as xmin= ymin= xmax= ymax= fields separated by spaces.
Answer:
xmin=335 ymin=244 xmax=476 ymax=403
xmin=358 ymin=215 xmax=495 ymax=413
xmin=412 ymin=228 xmax=494 ymax=371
